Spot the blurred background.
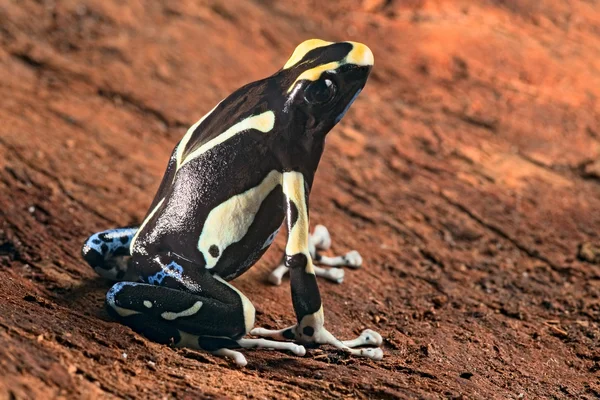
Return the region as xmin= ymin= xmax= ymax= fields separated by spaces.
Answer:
xmin=1 ymin=1 xmax=599 ymax=398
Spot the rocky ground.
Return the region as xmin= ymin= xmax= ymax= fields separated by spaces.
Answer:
xmin=1 ymin=0 xmax=600 ymax=398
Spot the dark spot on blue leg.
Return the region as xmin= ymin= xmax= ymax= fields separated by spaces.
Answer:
xmin=92 ymin=239 xmax=102 ymax=245
xmin=82 ymin=248 xmax=104 ymax=269
xmin=98 ymin=232 xmax=114 ymax=242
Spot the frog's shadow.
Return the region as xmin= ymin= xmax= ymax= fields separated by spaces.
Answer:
xmin=53 ymin=277 xmax=114 ymax=320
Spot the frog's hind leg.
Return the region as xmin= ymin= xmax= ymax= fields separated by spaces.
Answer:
xmin=269 ymin=224 xmax=363 ymax=285
xmin=251 ymin=326 xmax=383 ymax=361
xmin=311 ymin=225 xmax=363 ymax=269
xmin=82 ymin=227 xmax=138 ymax=281
xmin=105 ymin=274 xmax=305 ymax=366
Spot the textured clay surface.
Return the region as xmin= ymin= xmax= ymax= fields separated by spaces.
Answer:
xmin=1 ymin=1 xmax=600 ymax=399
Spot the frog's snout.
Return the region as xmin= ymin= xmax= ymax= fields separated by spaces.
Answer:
xmin=346 ymin=42 xmax=374 ymax=67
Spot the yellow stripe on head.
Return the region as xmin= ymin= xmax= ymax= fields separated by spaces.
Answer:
xmin=344 ymin=42 xmax=374 ymax=66
xmin=285 ymin=41 xmax=374 ymax=93
xmin=283 ymin=39 xmax=332 ymax=69
xmin=287 ymin=62 xmax=339 ymax=93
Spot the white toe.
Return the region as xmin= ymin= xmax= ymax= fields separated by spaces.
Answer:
xmin=361 ymin=329 xmax=383 ymax=346
xmin=329 ymin=268 xmax=345 ymax=283
xmin=268 ymin=273 xmax=283 ymax=286
xmin=233 ymin=353 xmax=248 ymax=367
xmin=345 ymin=250 xmax=363 ymax=268
xmin=213 ymin=348 xmax=248 ymax=366
xmin=293 ymin=345 xmax=307 ymax=356
xmin=250 ymin=327 xmax=268 ymax=336
xmin=313 ymin=225 xmax=332 ymax=250
xmin=362 ymin=347 xmax=384 ymax=361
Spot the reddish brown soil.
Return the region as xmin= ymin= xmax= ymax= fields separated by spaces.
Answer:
xmin=1 ymin=1 xmax=600 ymax=398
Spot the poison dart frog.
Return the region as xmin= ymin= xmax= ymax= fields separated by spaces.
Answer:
xmin=82 ymin=39 xmax=382 ymax=366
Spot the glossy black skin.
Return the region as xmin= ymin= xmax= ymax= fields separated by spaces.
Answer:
xmin=133 ymin=44 xmax=371 ymax=285
xmin=82 ymin=41 xmax=372 ymax=350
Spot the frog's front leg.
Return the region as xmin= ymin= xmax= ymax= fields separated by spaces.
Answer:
xmin=82 ymin=227 xmax=139 ymax=281
xmin=105 ymin=253 xmax=305 ymax=366
xmin=256 ymin=171 xmax=383 ymax=360
xmin=269 ymin=225 xmax=363 ymax=285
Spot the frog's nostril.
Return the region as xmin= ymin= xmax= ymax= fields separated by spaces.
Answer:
xmin=346 ymin=42 xmax=374 ymax=66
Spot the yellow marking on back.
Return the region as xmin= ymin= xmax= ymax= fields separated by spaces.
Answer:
xmin=176 ymin=101 xmax=222 ymax=168
xmin=198 ymin=170 xmax=283 ymax=269
xmin=283 ymin=39 xmax=332 ymax=69
xmin=130 ymin=198 xmax=165 ymax=253
xmin=180 ymin=111 xmax=275 ymax=168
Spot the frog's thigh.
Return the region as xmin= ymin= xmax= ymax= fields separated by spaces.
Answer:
xmin=105 ymin=279 xmax=251 ymax=346
xmin=106 ymin=279 xmax=305 ymax=366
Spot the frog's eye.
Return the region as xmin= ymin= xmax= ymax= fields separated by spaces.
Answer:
xmin=304 ymin=79 xmax=336 ymax=105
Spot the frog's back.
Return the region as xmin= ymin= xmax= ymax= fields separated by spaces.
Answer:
xmin=132 ymin=107 xmax=286 ymax=280
xmin=129 ymin=42 xmax=359 ymax=279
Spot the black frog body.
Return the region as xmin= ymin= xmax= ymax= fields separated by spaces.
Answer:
xmin=82 ymin=39 xmax=382 ymax=366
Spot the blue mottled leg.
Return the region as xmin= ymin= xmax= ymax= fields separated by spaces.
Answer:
xmin=82 ymin=227 xmax=138 ymax=280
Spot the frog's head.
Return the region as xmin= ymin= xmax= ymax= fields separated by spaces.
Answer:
xmin=278 ymin=39 xmax=374 ymax=137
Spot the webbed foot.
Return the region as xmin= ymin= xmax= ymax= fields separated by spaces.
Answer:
xmin=211 ymin=348 xmax=248 ymax=367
